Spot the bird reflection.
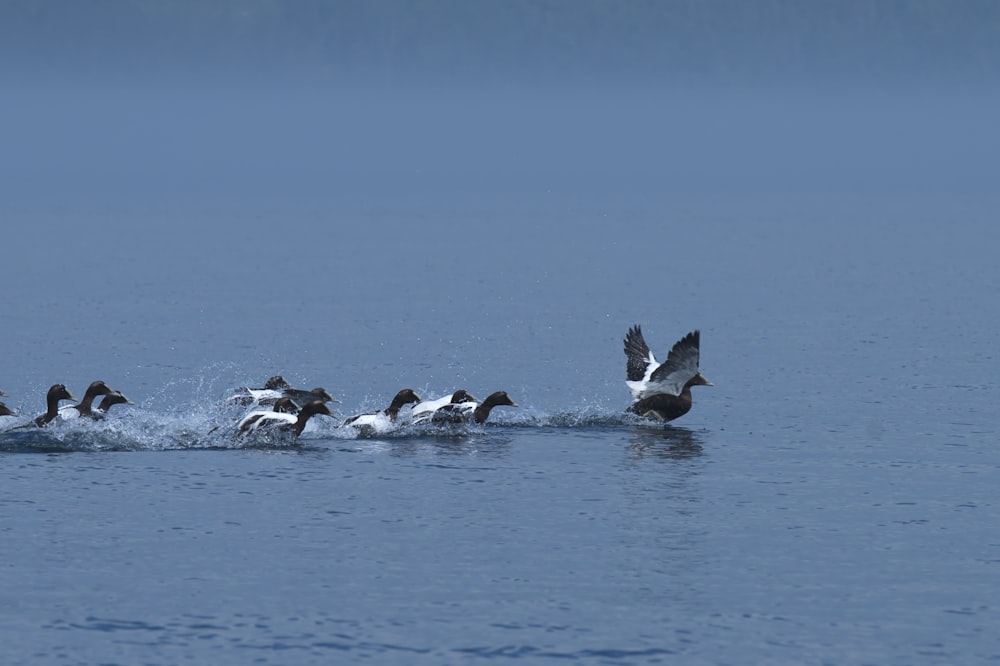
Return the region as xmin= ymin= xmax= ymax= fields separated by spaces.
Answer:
xmin=628 ymin=424 xmax=704 ymax=460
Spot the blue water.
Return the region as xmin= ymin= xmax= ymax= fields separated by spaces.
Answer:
xmin=3 ymin=85 xmax=1000 ymax=664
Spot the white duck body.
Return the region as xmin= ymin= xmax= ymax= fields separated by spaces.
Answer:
xmin=409 ymin=390 xmax=477 ymax=418
xmin=412 ymin=391 xmax=517 ymax=425
xmin=237 ymin=399 xmax=333 ymax=438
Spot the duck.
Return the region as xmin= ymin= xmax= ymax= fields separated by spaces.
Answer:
xmin=59 ymin=380 xmax=115 ymax=419
xmin=93 ymin=390 xmax=135 ymax=418
xmin=29 ymin=384 xmax=78 ymax=427
xmin=235 ymin=397 xmax=300 ymax=430
xmin=226 ymin=375 xmax=292 ymax=406
xmin=342 ymin=388 xmax=422 ymax=433
xmin=208 ymin=397 xmax=297 ymax=437
xmin=414 ymin=390 xmax=518 ymax=425
xmin=227 ymin=375 xmax=339 ymax=408
xmin=237 ymin=399 xmax=333 ymax=438
xmin=281 ymin=386 xmax=339 ymax=409
xmin=624 ymin=325 xmax=712 ymax=422
xmin=0 ymin=402 xmax=16 ymax=417
xmin=409 ymin=390 xmax=478 ymax=418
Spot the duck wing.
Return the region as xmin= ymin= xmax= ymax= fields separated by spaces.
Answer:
xmin=343 ymin=410 xmax=378 ymax=426
xmin=411 ymin=394 xmax=454 ymax=417
xmin=624 ymin=325 xmax=655 ymax=382
xmin=646 ymin=330 xmax=701 ymax=396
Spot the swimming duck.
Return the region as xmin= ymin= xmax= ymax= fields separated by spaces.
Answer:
xmin=30 ymin=384 xmax=78 ymax=427
xmin=240 ymin=396 xmax=298 ymax=419
xmin=237 ymin=399 xmax=333 ymax=438
xmin=227 ymin=376 xmax=339 ymax=408
xmin=624 ymin=325 xmax=712 ymax=422
xmin=59 ymin=380 xmax=115 ymax=419
xmin=410 ymin=390 xmax=478 ymax=418
xmin=414 ymin=390 xmax=518 ymax=425
xmin=342 ymin=388 xmax=422 ymax=433
xmin=226 ymin=375 xmax=292 ymax=406
xmin=93 ymin=390 xmax=135 ymax=417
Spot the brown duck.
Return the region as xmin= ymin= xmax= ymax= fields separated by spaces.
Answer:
xmin=624 ymin=325 xmax=712 ymax=422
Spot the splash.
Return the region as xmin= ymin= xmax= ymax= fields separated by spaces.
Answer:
xmin=0 ymin=384 xmax=676 ymax=453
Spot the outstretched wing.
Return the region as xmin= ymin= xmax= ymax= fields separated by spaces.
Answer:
xmin=647 ymin=330 xmax=701 ymax=396
xmin=624 ymin=324 xmax=655 ymax=382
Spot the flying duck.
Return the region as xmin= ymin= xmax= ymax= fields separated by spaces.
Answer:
xmin=0 ymin=402 xmax=16 ymax=417
xmin=343 ymin=388 xmax=422 ymax=427
xmin=624 ymin=325 xmax=712 ymax=422
xmin=414 ymin=390 xmax=518 ymax=425
xmin=59 ymin=380 xmax=115 ymax=419
xmin=344 ymin=389 xmax=420 ymax=436
xmin=30 ymin=384 xmax=78 ymax=427
xmin=237 ymin=399 xmax=334 ymax=438
xmin=410 ymin=390 xmax=478 ymax=418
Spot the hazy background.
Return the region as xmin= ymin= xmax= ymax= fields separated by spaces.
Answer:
xmin=3 ymin=1 xmax=1000 ymax=88
xmin=1 ymin=1 xmax=998 ymax=405
xmin=2 ymin=0 xmax=999 ymax=201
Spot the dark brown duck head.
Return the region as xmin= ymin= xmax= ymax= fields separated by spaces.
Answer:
xmin=95 ymin=390 xmax=134 ymax=414
xmin=34 ymin=384 xmax=77 ymax=426
xmin=472 ymin=391 xmax=518 ymax=424
xmin=386 ymin=388 xmax=422 ymax=419
xmin=450 ymin=389 xmax=478 ymax=404
xmin=293 ymin=400 xmax=336 ymax=436
xmin=686 ymin=373 xmax=713 ymax=389
xmin=264 ymin=375 xmax=292 ymax=390
xmin=76 ymin=380 xmax=115 ymax=416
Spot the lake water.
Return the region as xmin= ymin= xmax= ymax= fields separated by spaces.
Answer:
xmin=2 ymin=87 xmax=999 ymax=664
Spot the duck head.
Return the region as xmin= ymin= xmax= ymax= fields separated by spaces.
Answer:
xmin=97 ymin=391 xmax=135 ymax=411
xmin=308 ymin=387 xmax=340 ymax=404
xmin=688 ymin=373 xmax=713 ymax=388
xmin=48 ymin=384 xmax=77 ymax=403
xmin=450 ymin=390 xmax=479 ymax=404
xmin=264 ymin=375 xmax=291 ymax=390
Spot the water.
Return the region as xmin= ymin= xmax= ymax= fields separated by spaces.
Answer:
xmin=2 ymin=85 xmax=1000 ymax=663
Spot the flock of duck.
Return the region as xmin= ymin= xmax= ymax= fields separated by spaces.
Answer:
xmin=0 ymin=325 xmax=712 ymax=440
